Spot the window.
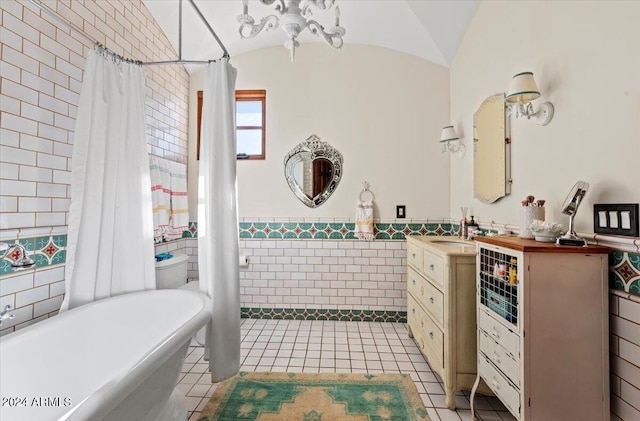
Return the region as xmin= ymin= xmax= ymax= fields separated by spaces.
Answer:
xmin=235 ymin=90 xmax=266 ymax=160
xmin=197 ymin=89 xmax=266 ymax=160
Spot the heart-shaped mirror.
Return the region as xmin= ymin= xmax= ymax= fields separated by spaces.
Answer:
xmin=284 ymin=135 xmax=343 ymax=208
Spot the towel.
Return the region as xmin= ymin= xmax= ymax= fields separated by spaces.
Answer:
xmin=165 ymin=160 xmax=189 ymax=241
xmin=149 ymin=156 xmax=171 ymax=243
xmin=149 ymin=157 xmax=189 ymax=242
xmin=355 ymin=200 xmax=374 ymax=241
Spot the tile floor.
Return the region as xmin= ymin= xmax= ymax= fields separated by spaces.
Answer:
xmin=177 ymin=319 xmax=515 ymax=421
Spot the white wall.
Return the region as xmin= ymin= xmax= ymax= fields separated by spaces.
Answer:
xmin=450 ymin=1 xmax=640 ymax=233
xmin=451 ymin=3 xmax=640 ymax=419
xmin=188 ymin=43 xmax=451 ymax=221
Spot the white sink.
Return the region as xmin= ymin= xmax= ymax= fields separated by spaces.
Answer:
xmin=409 ymin=236 xmax=475 ymax=254
xmin=432 ymin=241 xmax=471 ymax=246
xmin=426 ymin=238 xmax=476 ymax=254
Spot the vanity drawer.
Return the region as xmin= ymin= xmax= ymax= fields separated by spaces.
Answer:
xmin=408 ymin=294 xmax=444 ymax=371
xmin=407 ymin=293 xmax=420 ymax=328
xmin=479 ymin=354 xmax=520 ymax=417
xmin=407 ymin=242 xmax=424 ymax=271
xmin=479 ymin=329 xmax=520 ymax=387
xmin=479 ymin=308 xmax=519 ymax=359
xmin=422 ymin=313 xmax=444 ymax=372
xmin=408 ymin=267 xmax=444 ymax=327
xmin=422 ymin=250 xmax=444 ymax=288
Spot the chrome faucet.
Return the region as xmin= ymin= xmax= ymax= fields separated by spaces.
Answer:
xmin=1 ymin=243 xmax=36 ymax=268
xmin=0 ymin=305 xmax=15 ymax=326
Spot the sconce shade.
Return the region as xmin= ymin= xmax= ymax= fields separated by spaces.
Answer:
xmin=505 ymin=72 xmax=541 ymax=104
xmin=439 ymin=126 xmax=459 ymax=142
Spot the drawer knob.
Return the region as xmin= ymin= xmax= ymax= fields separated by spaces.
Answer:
xmin=429 ymin=264 xmax=435 ymax=270
xmin=412 ymin=308 xmax=416 ymax=314
xmin=491 ymin=327 xmax=501 ymax=339
xmin=429 ymin=297 xmax=434 ymax=304
xmin=412 ymin=253 xmax=416 ymax=258
xmin=412 ymin=279 xmax=416 ymax=285
xmin=429 ymin=331 xmax=434 ymax=339
xmin=493 ymin=350 xmax=502 ymax=364
xmin=492 ymin=377 xmax=500 ymax=391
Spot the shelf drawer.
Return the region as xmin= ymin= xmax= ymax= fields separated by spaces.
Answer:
xmin=408 ymin=294 xmax=444 ymax=371
xmin=423 ymin=249 xmax=444 ymax=287
xmin=479 ymin=354 xmax=520 ymax=417
xmin=407 ymin=241 xmax=424 ymax=270
xmin=408 ymin=267 xmax=444 ymax=327
xmin=479 ymin=329 xmax=520 ymax=387
xmin=479 ymin=309 xmax=519 ymax=359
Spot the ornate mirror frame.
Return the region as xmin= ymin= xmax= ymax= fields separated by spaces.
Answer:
xmin=284 ymin=135 xmax=343 ymax=208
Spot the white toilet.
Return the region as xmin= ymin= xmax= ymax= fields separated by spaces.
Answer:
xmin=155 ymin=253 xmax=206 ymax=345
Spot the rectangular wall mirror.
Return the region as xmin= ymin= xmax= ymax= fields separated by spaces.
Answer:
xmin=473 ymin=93 xmax=511 ymax=203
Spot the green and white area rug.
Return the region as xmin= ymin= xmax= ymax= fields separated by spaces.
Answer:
xmin=198 ymin=372 xmax=430 ymax=421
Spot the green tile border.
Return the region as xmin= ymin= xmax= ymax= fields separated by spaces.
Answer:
xmin=0 ymin=235 xmax=68 ymax=276
xmin=240 ymin=307 xmax=407 ymax=323
xmin=5 ymin=229 xmax=639 ymax=298
xmin=185 ymin=221 xmax=457 ymax=240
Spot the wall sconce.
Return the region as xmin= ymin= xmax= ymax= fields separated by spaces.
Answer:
xmin=439 ymin=125 xmax=465 ymax=157
xmin=505 ymin=72 xmax=554 ymax=126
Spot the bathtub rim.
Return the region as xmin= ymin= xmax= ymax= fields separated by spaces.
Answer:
xmin=0 ymin=289 xmax=212 ymax=421
xmin=66 ymin=289 xmax=211 ymax=420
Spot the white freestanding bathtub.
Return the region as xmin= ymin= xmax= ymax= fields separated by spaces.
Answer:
xmin=0 ymin=289 xmax=211 ymax=421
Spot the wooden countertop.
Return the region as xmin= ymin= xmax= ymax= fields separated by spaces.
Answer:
xmin=474 ymin=236 xmax=610 ymax=254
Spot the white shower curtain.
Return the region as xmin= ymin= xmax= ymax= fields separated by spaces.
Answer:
xmin=61 ymin=48 xmax=155 ymax=310
xmin=198 ymin=59 xmax=240 ymax=382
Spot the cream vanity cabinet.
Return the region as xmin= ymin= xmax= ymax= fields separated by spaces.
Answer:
xmin=406 ymin=236 xmax=488 ymax=409
xmin=470 ymin=236 xmax=610 ymax=421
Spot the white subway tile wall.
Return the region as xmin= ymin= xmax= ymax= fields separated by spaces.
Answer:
xmin=0 ymin=0 xmax=189 ymax=333
xmin=0 ymin=265 xmax=65 ymax=336
xmin=154 ymin=238 xmax=188 ymax=262
xmin=610 ymin=294 xmax=640 ymax=419
xmin=185 ymin=239 xmax=408 ymax=312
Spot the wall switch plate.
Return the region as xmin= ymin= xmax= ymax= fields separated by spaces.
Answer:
xmin=396 ymin=205 xmax=406 ymax=219
xmin=593 ymin=203 xmax=639 ymax=237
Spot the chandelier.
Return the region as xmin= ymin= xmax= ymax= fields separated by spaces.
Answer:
xmin=237 ymin=0 xmax=346 ymax=61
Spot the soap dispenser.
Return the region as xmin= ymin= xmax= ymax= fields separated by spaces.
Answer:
xmin=467 ymin=216 xmax=479 ymax=239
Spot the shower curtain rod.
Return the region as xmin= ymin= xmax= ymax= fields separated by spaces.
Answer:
xmin=28 ymin=0 xmax=230 ymax=66
xmin=142 ymin=0 xmax=230 ymax=65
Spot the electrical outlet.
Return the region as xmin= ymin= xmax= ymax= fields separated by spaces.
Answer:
xmin=396 ymin=205 xmax=406 ymax=219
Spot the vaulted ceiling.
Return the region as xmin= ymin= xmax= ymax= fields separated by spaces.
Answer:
xmin=144 ymin=0 xmax=479 ymax=73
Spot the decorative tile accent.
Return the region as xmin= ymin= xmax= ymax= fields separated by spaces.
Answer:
xmin=240 ymin=307 xmax=407 ymax=323
xmin=0 ymin=235 xmax=67 ymax=276
xmin=183 ymin=221 xmax=455 ymax=240
xmin=610 ymin=250 xmax=640 ymax=295
xmin=183 ymin=221 xmax=198 ymax=238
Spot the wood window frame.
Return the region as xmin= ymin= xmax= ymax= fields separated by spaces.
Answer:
xmin=197 ymin=89 xmax=266 ymax=160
